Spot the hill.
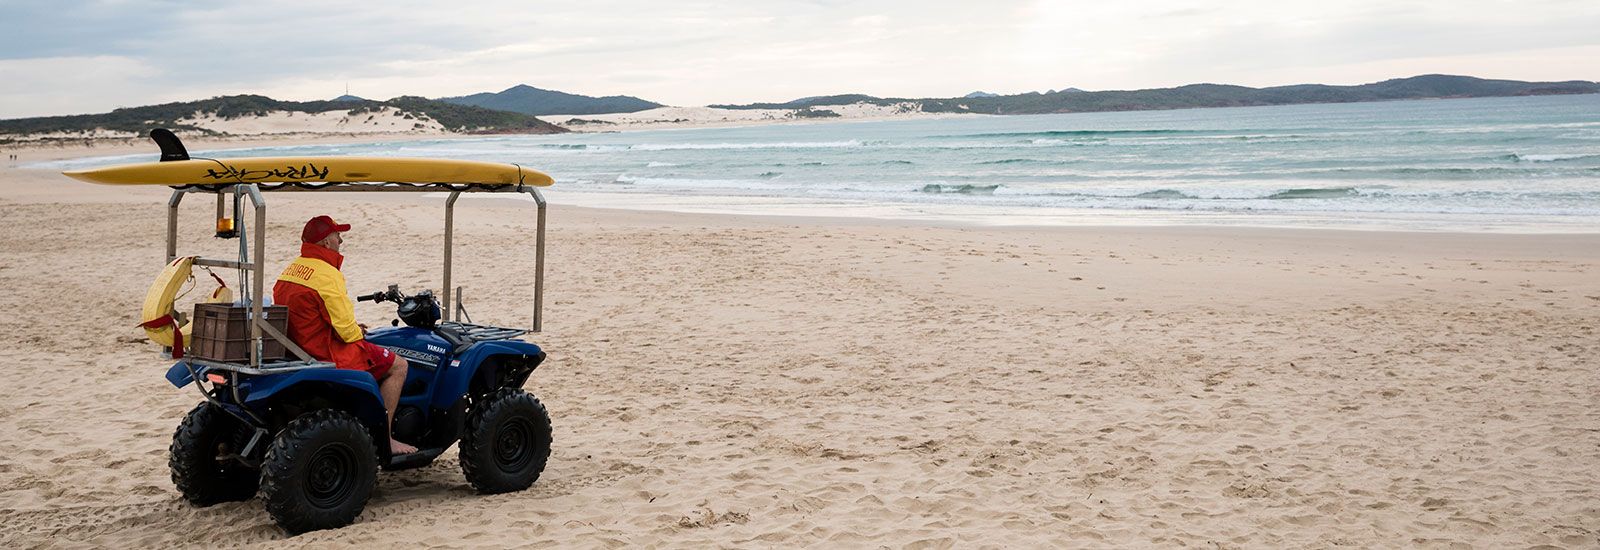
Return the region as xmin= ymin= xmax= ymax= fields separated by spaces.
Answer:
xmin=440 ymin=85 xmax=662 ymax=116
xmin=712 ymin=75 xmax=1600 ymax=115
xmin=0 ymin=94 xmax=566 ymax=138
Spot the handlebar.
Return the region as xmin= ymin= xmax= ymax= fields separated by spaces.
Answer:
xmin=357 ymin=284 xmax=443 ymax=329
xmin=357 ymin=284 xmax=404 ymax=304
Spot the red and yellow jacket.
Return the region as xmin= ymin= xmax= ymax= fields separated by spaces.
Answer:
xmin=273 ymin=243 xmax=367 ymax=370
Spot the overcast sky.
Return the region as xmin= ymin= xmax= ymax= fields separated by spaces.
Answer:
xmin=3 ymin=0 xmax=1597 ymax=118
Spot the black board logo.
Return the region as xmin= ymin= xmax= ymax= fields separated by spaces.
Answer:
xmin=203 ymin=163 xmax=331 ymax=182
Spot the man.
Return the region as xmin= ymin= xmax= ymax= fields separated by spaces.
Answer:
xmin=274 ymin=215 xmax=417 ymax=456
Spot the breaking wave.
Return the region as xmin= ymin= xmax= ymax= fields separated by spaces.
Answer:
xmin=975 ymin=158 xmax=1072 ymax=165
xmin=1264 ymin=187 xmax=1360 ymax=200
xmin=1132 ymin=189 xmax=1199 ymax=199
xmin=920 ymin=184 xmax=1002 ymax=195
xmin=951 ymin=129 xmax=1201 ymax=139
xmin=1505 ymin=153 xmax=1600 ymax=163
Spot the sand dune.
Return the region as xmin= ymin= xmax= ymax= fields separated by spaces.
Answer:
xmin=547 ymin=102 xmax=977 ymax=132
xmin=0 ymin=144 xmax=1597 ymax=548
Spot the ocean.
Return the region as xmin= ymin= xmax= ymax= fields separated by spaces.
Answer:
xmin=45 ymin=94 xmax=1600 ymax=232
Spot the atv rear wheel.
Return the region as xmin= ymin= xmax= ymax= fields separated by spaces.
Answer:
xmin=169 ymin=402 xmax=260 ymax=505
xmin=460 ymin=389 xmax=552 ymax=494
xmin=259 ymin=409 xmax=378 ymax=534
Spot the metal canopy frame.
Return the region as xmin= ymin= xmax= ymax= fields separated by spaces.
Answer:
xmin=165 ymin=181 xmax=547 ymax=369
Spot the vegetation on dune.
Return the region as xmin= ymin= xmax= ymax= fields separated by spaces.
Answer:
xmin=0 ymin=95 xmax=566 ymax=136
xmin=788 ymin=108 xmax=841 ymax=118
xmin=383 ymin=96 xmax=565 ymax=133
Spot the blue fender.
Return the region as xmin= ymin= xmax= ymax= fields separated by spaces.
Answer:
xmin=166 ymin=361 xmax=201 ymax=388
xmin=239 ymin=368 xmax=382 ymax=405
xmin=241 ymin=369 xmax=390 ymax=454
xmin=166 ymin=361 xmax=381 ymax=406
xmin=164 ymin=361 xmax=388 ymax=450
xmin=431 ymin=340 xmax=544 ymax=409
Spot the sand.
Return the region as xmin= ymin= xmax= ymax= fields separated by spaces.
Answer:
xmin=1 ymin=141 xmax=1597 ymax=548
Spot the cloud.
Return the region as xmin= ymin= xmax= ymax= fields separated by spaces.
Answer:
xmin=1 ymin=0 xmax=1597 ymax=118
xmin=0 ymin=56 xmax=165 ymax=118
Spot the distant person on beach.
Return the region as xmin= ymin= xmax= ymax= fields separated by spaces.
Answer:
xmin=273 ymin=215 xmax=417 ymax=455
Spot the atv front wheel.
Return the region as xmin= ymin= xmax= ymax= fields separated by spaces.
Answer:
xmin=259 ymin=409 xmax=378 ymax=534
xmin=460 ymin=388 xmax=552 ymax=494
xmin=169 ymin=402 xmax=260 ymax=505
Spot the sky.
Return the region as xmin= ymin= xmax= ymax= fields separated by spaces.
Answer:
xmin=2 ymin=0 xmax=1598 ymax=119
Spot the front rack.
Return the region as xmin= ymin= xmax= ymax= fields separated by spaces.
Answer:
xmin=438 ymin=322 xmax=528 ymax=342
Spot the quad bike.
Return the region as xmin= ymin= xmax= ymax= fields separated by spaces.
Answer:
xmin=166 ymin=286 xmax=551 ymax=533
xmin=66 ymin=129 xmax=556 ymax=533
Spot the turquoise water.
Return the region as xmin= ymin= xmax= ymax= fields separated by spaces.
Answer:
xmin=47 ymin=94 xmax=1600 ymax=231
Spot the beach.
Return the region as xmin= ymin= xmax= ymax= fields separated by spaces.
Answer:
xmin=1 ymin=140 xmax=1598 ymax=548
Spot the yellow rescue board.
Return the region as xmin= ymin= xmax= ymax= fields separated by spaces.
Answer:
xmin=62 ymin=157 xmax=553 ymax=187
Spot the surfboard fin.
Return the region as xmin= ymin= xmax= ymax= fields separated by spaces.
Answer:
xmin=150 ymin=128 xmax=190 ymax=162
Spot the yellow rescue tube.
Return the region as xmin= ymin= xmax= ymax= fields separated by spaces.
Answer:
xmin=140 ymin=257 xmax=232 ymax=351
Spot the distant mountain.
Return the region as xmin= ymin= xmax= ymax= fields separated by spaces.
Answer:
xmin=711 ymin=75 xmax=1600 ymax=115
xmin=332 ymin=94 xmax=367 ymax=102
xmin=964 ymin=91 xmax=999 ymax=98
xmin=440 ymin=85 xmax=662 ymax=116
xmin=0 ymin=94 xmax=566 ymax=136
xmin=928 ymin=75 xmax=1600 ymax=114
xmin=1045 ymin=88 xmax=1086 ymax=94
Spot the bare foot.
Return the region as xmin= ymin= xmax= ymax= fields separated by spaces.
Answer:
xmin=391 ymin=439 xmax=418 ymax=455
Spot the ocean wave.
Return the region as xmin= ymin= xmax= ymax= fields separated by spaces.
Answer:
xmin=920 ymin=184 xmax=1002 ymax=195
xmin=922 ymin=139 xmax=1104 ymax=149
xmin=646 ymin=161 xmax=681 ymax=167
xmin=758 ymin=171 xmax=782 ymax=179
xmin=1505 ymin=153 xmax=1600 ymax=163
xmin=1132 ymin=189 xmax=1199 ymax=199
xmin=974 ymin=158 xmax=1072 ymax=165
xmin=1280 ymin=166 xmax=1599 ymax=180
xmin=556 ymin=176 xmax=1600 ymax=218
xmin=995 ymin=187 xmax=1358 ymax=201
xmin=628 ymin=140 xmax=882 ymax=151
xmin=1265 ymin=187 xmax=1360 ymax=199
xmin=950 ymin=129 xmax=1201 ymax=139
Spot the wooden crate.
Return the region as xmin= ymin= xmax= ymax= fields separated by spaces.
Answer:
xmin=190 ymin=303 xmax=288 ymax=363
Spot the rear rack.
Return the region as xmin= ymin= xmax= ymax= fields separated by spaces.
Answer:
xmin=185 ymin=357 xmax=335 ymax=375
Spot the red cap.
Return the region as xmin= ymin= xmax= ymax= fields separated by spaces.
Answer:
xmin=301 ymin=215 xmax=351 ymax=243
